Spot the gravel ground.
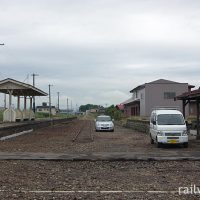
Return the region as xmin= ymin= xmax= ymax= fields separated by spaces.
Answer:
xmin=0 ymin=160 xmax=200 ymax=199
xmin=0 ymin=120 xmax=200 ymax=199
xmin=0 ymin=119 xmax=199 ymax=153
xmin=0 ymin=120 xmax=150 ymax=153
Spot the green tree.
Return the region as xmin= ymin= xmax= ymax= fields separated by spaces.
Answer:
xmin=79 ymin=104 xmax=99 ymax=112
xmin=105 ymin=105 xmax=122 ymax=120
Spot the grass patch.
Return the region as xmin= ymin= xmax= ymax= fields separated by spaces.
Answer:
xmin=186 ymin=115 xmax=197 ymax=124
xmin=35 ymin=112 xmax=49 ymax=119
xmin=35 ymin=112 xmax=75 ymax=119
xmin=79 ymin=113 xmax=98 ymax=120
xmin=0 ymin=110 xmax=3 ymax=122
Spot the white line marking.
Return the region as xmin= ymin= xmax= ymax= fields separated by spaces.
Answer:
xmin=0 ymin=190 xmax=178 ymax=194
xmin=0 ymin=129 xmax=33 ymax=140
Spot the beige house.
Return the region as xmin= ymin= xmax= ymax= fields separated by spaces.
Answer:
xmin=123 ymin=79 xmax=194 ymax=117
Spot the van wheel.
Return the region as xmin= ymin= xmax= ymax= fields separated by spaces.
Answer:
xmin=157 ymin=142 xmax=162 ymax=148
xmin=156 ymin=137 xmax=162 ymax=148
xmin=183 ymin=142 xmax=188 ymax=148
xmin=150 ymin=135 xmax=154 ymax=144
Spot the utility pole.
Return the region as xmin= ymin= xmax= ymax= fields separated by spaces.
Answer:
xmin=1 ymin=43 xmax=5 ymax=108
xmin=67 ymin=98 xmax=69 ymax=113
xmin=57 ymin=92 xmax=60 ymax=113
xmin=31 ymin=73 xmax=39 ymax=112
xmin=48 ymin=84 xmax=53 ymax=118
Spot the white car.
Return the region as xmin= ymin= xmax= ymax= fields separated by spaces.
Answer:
xmin=95 ymin=115 xmax=114 ymax=132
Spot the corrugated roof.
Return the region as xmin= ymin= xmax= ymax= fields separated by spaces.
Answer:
xmin=175 ymin=88 xmax=200 ymax=100
xmin=0 ymin=78 xmax=48 ymax=96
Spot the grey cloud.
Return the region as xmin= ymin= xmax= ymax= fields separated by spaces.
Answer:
xmin=1 ymin=0 xmax=200 ymax=107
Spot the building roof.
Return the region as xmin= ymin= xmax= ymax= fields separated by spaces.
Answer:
xmin=148 ymin=79 xmax=181 ymax=84
xmin=37 ymin=106 xmax=56 ymax=109
xmin=122 ymin=97 xmax=135 ymax=104
xmin=130 ymin=79 xmax=194 ymax=93
xmin=116 ymin=104 xmax=124 ymax=110
xmin=0 ymin=78 xmax=48 ymax=96
xmin=123 ymin=98 xmax=140 ymax=106
xmin=175 ymin=88 xmax=200 ymax=100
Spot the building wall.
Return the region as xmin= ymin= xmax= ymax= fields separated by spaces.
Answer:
xmin=124 ymin=105 xmax=131 ymax=117
xmin=144 ymin=83 xmax=189 ymax=117
xmin=36 ymin=107 xmax=57 ymax=115
xmin=139 ymin=88 xmax=146 ymax=116
xmin=124 ymin=102 xmax=140 ymax=117
xmin=189 ymin=101 xmax=197 ymax=116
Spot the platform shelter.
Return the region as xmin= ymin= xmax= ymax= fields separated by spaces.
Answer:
xmin=0 ymin=78 xmax=48 ymax=122
xmin=175 ymin=88 xmax=200 ymax=138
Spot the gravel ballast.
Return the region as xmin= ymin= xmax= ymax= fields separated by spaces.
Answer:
xmin=0 ymin=160 xmax=200 ymax=199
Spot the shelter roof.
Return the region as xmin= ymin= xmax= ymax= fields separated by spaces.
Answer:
xmin=0 ymin=78 xmax=48 ymax=96
xmin=175 ymin=88 xmax=200 ymax=101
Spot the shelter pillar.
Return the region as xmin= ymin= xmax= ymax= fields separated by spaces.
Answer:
xmin=182 ymin=100 xmax=186 ymax=118
xmin=197 ymin=100 xmax=200 ymax=139
xmin=24 ymin=96 xmax=27 ymax=109
xmin=8 ymin=90 xmax=13 ymax=109
xmin=17 ymin=96 xmax=20 ymax=109
xmin=30 ymin=97 xmax=32 ymax=109
xmin=4 ymin=94 xmax=6 ymax=109
xmin=6 ymin=90 xmax=14 ymax=122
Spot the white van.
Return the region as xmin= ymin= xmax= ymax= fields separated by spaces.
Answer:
xmin=150 ymin=108 xmax=188 ymax=148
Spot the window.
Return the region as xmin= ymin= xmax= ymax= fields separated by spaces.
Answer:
xmin=157 ymin=114 xmax=185 ymax=125
xmin=150 ymin=114 xmax=156 ymax=124
xmin=164 ymin=92 xmax=176 ymax=99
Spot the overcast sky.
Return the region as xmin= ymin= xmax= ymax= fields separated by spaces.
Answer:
xmin=0 ymin=0 xmax=200 ymax=109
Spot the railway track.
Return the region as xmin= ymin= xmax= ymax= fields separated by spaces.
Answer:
xmin=72 ymin=120 xmax=94 ymax=143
